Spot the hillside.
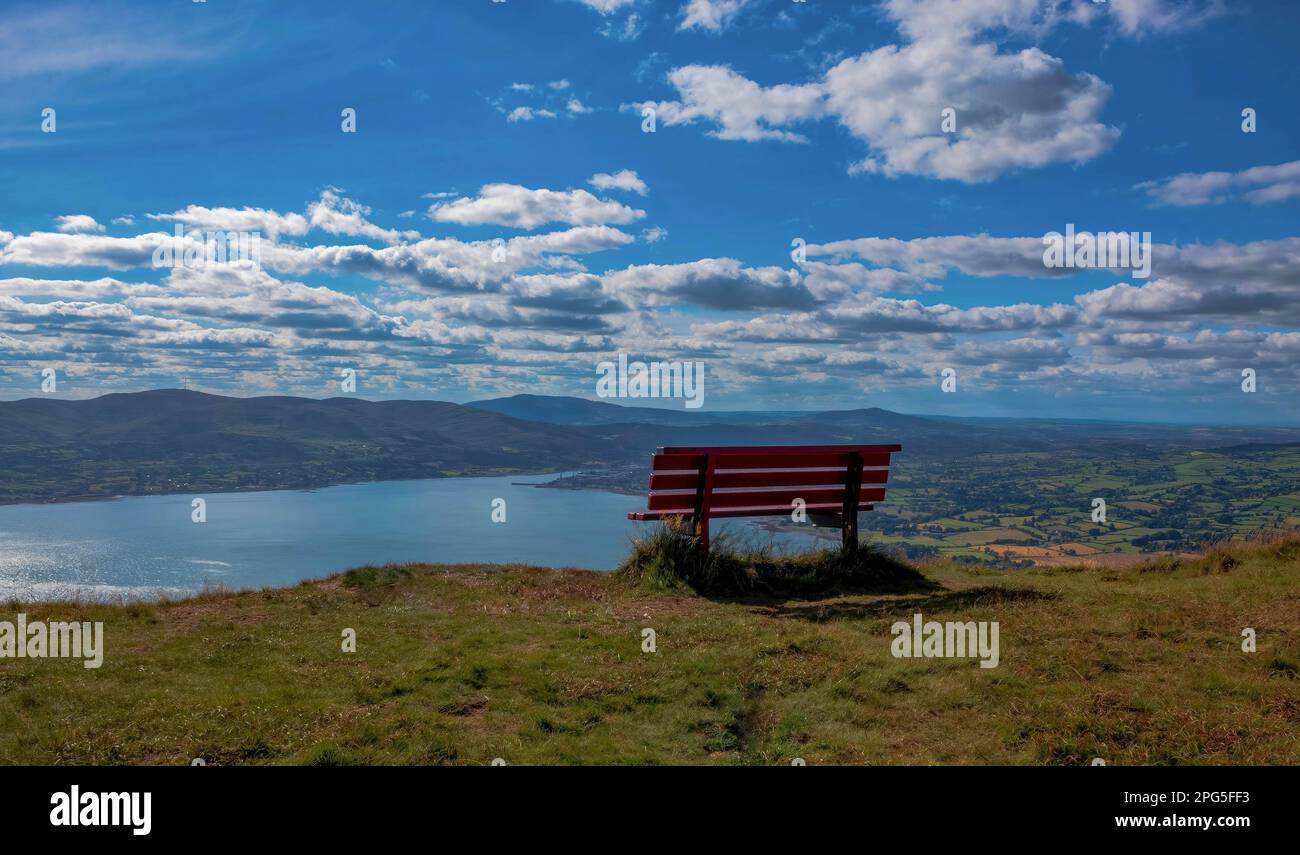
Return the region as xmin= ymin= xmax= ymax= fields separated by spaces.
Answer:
xmin=2 ymin=537 xmax=1295 ymax=765
xmin=466 ymin=393 xmax=708 ymax=426
xmin=0 ymin=390 xmax=618 ymax=504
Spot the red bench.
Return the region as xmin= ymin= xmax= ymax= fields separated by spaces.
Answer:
xmin=627 ymin=444 xmax=902 ymax=551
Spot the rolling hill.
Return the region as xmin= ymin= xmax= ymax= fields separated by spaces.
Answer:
xmin=0 ymin=390 xmax=619 ymax=504
xmin=5 ymin=390 xmax=1300 ymax=509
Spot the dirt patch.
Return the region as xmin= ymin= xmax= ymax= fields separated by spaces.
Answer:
xmin=983 ymin=544 xmax=1062 ymax=558
xmin=518 ymin=569 xmax=610 ymax=605
xmin=439 ymin=697 xmax=489 ymax=718
xmin=161 ymin=600 xmax=270 ymax=632
xmin=1029 ymin=551 xmax=1197 ymax=569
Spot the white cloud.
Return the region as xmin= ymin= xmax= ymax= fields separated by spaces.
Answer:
xmin=429 ymin=183 xmax=646 ymax=230
xmin=147 ymin=205 xmax=309 ymax=240
xmin=634 ymin=65 xmax=823 ymax=143
xmin=1137 ymin=160 xmax=1300 ymax=207
xmin=829 ymin=39 xmax=1117 ymax=182
xmin=633 ymin=0 xmax=1234 ymax=181
xmin=601 ymin=11 xmax=643 ymax=41
xmin=306 ymin=189 xmax=420 ymax=243
xmin=507 ymin=106 xmax=558 ymax=123
xmin=679 ymin=0 xmax=753 ymax=32
xmin=603 ymin=258 xmax=814 ymax=310
xmin=0 ymin=4 xmax=231 ymax=80
xmin=54 ymin=215 xmax=105 ymax=234
xmin=1099 ymin=0 xmax=1223 ymax=37
xmin=4 ymin=185 xmax=1295 ymax=403
xmin=146 ymin=191 xmax=415 ymax=244
xmin=885 ymin=0 xmax=1221 ymax=40
xmin=638 ymin=42 xmax=1117 ymax=181
xmin=589 ymin=169 xmax=648 ymax=195
xmin=566 ymin=98 xmax=593 ymax=115
xmin=573 ymin=0 xmax=635 ymax=12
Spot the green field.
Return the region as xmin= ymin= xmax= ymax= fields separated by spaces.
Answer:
xmin=856 ymin=446 xmax=1300 ymax=563
xmin=2 ymin=536 xmax=1296 ymax=765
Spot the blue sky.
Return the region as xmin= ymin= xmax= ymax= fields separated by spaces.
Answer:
xmin=1 ymin=0 xmax=1298 ymax=424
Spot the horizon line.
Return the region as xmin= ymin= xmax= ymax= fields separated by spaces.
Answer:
xmin=4 ymin=387 xmax=1300 ymax=430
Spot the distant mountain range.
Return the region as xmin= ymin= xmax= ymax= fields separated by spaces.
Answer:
xmin=466 ymin=393 xmax=1300 ymax=457
xmin=465 ymin=393 xmax=804 ymax=426
xmin=0 ymin=390 xmax=608 ymax=504
xmin=3 ymin=389 xmax=1299 ymax=505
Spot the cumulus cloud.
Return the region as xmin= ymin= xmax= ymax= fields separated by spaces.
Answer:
xmin=679 ymin=0 xmax=753 ymax=32
xmin=429 ymin=183 xmax=646 ymax=230
xmin=146 ymin=191 xmax=416 ymax=244
xmin=602 ymin=258 xmax=814 ymax=310
xmin=1137 ymin=160 xmax=1300 ymax=207
xmin=635 ymin=45 xmax=1117 ymax=180
xmin=507 ymin=106 xmax=558 ymax=123
xmin=54 ymin=215 xmax=106 ymax=234
xmin=625 ymin=0 xmax=1229 ymax=181
xmin=306 ymin=189 xmax=420 ymax=243
xmin=634 ymin=65 xmax=823 ymax=143
xmin=830 ymin=39 xmax=1117 ymax=182
xmin=588 ymin=170 xmax=648 ymax=195
xmin=3 ymin=185 xmax=1296 ymax=404
xmin=147 ymin=205 xmax=309 ymax=240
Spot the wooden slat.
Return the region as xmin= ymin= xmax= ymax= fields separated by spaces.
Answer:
xmin=659 ymin=444 xmax=901 ymax=455
xmin=651 ymin=450 xmax=895 ymax=472
xmin=648 ymin=472 xmax=702 ymax=490
xmin=704 ymin=451 xmax=886 ymax=470
xmin=649 ymin=467 xmax=890 ymax=491
xmin=648 ymin=486 xmax=886 ymax=512
xmin=630 ymin=504 xmax=873 ymax=521
xmin=718 ymin=451 xmax=894 ymax=469
xmin=650 ymin=453 xmax=705 ymax=472
xmin=710 ymin=486 xmax=886 ymax=510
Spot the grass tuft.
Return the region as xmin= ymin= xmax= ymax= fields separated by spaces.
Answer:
xmin=615 ymin=519 xmax=931 ymax=596
xmin=342 ymin=564 xmax=413 ymax=589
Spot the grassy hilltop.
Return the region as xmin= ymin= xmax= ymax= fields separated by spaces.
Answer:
xmin=1 ymin=535 xmax=1297 ymax=765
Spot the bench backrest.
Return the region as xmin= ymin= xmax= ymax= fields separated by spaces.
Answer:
xmin=644 ymin=443 xmax=902 ymax=519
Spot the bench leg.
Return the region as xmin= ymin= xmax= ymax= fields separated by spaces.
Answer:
xmin=692 ymin=453 xmax=715 ymax=553
xmin=841 ymin=511 xmax=858 ymax=554
xmin=841 ymin=451 xmax=863 ymax=554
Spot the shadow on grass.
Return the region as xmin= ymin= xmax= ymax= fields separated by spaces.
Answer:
xmin=755 ymin=585 xmax=1057 ymax=623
